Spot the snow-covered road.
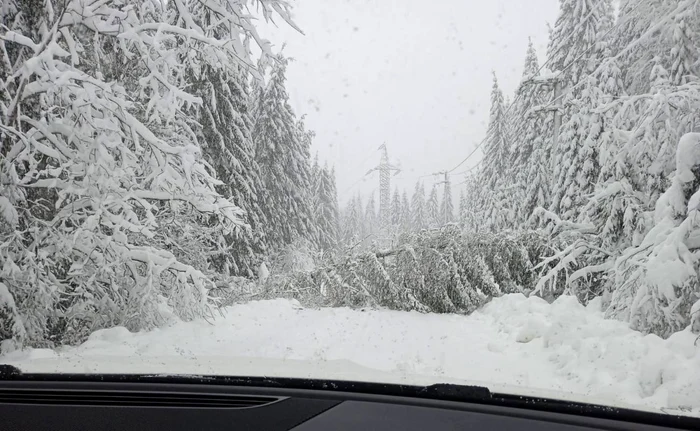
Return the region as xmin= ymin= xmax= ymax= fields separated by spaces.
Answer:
xmin=2 ymin=294 xmax=700 ymax=416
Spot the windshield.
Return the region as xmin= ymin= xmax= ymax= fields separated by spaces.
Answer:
xmin=1 ymin=0 xmax=700 ymax=419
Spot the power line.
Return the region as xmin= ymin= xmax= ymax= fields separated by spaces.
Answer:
xmin=523 ymin=0 xmax=647 ymax=117
xmin=346 ymin=13 xmax=591 ymax=191
xmin=340 ymin=175 xmax=368 ymax=196
xmin=339 ymin=144 xmax=388 ymax=195
xmin=344 ymin=4 xmax=640 ymax=198
xmin=451 ymin=165 xmax=480 ymax=177
xmin=444 ymin=0 xmax=631 ymax=175
xmin=345 ymin=2 xmax=633 ymax=197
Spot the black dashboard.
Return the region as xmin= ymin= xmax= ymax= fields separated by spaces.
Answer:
xmin=0 ymin=368 xmax=696 ymax=430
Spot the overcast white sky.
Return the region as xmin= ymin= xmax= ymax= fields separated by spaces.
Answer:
xmin=260 ymin=0 xmax=560 ymax=206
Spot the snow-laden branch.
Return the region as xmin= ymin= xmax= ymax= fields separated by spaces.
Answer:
xmin=0 ymin=31 xmax=40 ymax=52
xmin=532 ymin=207 xmax=596 ymax=235
xmin=0 ymin=0 xmax=306 ymax=350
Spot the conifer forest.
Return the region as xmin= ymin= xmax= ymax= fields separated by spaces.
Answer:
xmin=2 ymin=0 xmax=700 ymax=354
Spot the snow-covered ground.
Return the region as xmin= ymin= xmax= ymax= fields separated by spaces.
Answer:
xmin=2 ymin=294 xmax=700 ymax=417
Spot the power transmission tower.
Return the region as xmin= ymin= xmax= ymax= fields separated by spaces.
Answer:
xmin=366 ymin=144 xmax=400 ymax=237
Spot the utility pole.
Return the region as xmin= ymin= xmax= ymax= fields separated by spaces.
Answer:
xmin=366 ymin=144 xmax=400 ymax=239
xmin=523 ymin=71 xmax=563 ymax=154
xmin=552 ymin=80 xmax=562 ymax=154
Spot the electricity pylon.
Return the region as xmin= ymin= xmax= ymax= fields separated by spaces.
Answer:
xmin=366 ymin=143 xmax=400 ymax=237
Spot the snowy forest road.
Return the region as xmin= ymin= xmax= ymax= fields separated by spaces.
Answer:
xmin=2 ymin=294 xmax=699 ymax=417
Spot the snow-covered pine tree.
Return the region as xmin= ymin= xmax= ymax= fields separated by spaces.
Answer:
xmin=595 ymin=64 xmax=698 ymax=228
xmin=364 ymin=193 xmax=378 ymax=240
xmin=669 ymin=0 xmax=697 ymax=85
xmin=551 ymin=76 xmax=607 ymax=221
xmin=546 ymin=0 xmax=612 ymax=89
xmin=253 ymin=58 xmax=316 ymax=250
xmin=313 ymin=164 xmax=340 ymax=252
xmin=584 ymin=58 xmax=638 ymax=252
xmin=612 ymin=0 xmax=695 ymax=93
xmin=311 ymin=153 xmax=321 ymax=187
xmin=523 ymin=92 xmax=554 ymax=227
xmin=441 ymin=179 xmax=454 ymax=225
xmin=612 ymin=0 xmax=645 ymax=61
xmin=548 ymin=0 xmax=612 ymax=220
xmin=426 ymin=185 xmax=441 ymax=228
xmin=193 ymin=66 xmax=267 ymax=278
xmin=0 ymin=0 xmax=299 ymax=350
xmin=595 ymin=59 xmax=698 ymax=254
xmin=510 ymin=39 xmax=552 ymax=226
xmin=329 ymin=166 xmax=340 ymax=235
xmin=354 ymin=193 xmax=366 ymax=242
xmin=599 ymin=3 xmax=700 ymax=211
xmin=391 ymin=189 xmax=402 ymax=226
xmin=462 ymin=173 xmax=482 ymax=231
xmin=608 ymin=133 xmax=700 ymax=337
xmin=180 ymin=0 xmax=295 ymax=279
xmin=542 ymin=55 xmax=628 ymax=301
xmin=341 ymin=194 xmax=363 ymax=247
xmin=481 ymin=73 xmax=509 ymax=191
xmin=521 ymin=37 xmax=540 ymax=80
xmin=600 ymin=0 xmax=615 ymax=33
xmin=478 ymin=73 xmax=511 ymax=230
xmin=309 ymin=152 xmax=322 ymax=242
xmin=534 ymin=2 xmax=700 ymax=320
xmin=459 ymin=189 xmax=468 ymax=226
xmin=400 ymin=190 xmax=412 ymax=231
xmin=411 ymin=182 xmax=427 ymax=231
xmin=598 ymin=3 xmax=700 ymax=336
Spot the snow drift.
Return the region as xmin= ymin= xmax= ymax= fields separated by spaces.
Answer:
xmin=2 ymin=294 xmax=699 ymax=417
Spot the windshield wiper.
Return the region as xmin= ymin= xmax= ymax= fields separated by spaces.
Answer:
xmin=419 ymin=383 xmax=491 ymax=402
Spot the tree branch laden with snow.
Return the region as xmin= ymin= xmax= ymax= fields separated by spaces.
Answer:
xmin=0 ymin=0 xmax=299 ymax=351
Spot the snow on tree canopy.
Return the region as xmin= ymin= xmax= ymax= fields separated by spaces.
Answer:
xmin=606 ymin=133 xmax=700 ymax=336
xmin=463 ymin=0 xmax=700 ymax=339
xmin=0 ymin=0 xmax=300 ymax=350
xmin=253 ymin=58 xmax=316 ymax=250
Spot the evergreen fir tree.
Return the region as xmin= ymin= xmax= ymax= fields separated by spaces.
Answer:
xmin=342 ymin=194 xmax=363 ymax=246
xmin=669 ymin=0 xmax=697 ymax=85
xmin=599 ymin=0 xmax=615 ymax=35
xmin=548 ymin=0 xmax=612 ymax=220
xmin=550 ymin=75 xmax=605 ymax=220
xmin=426 ymin=186 xmax=441 ymax=228
xmin=314 ymin=163 xmax=340 ymax=252
xmin=392 ymin=189 xmax=402 ymax=226
xmin=253 ymin=57 xmax=316 ymax=250
xmin=479 ymin=73 xmax=511 ymax=230
xmin=462 ymin=174 xmax=482 ymax=231
xmin=194 ymin=67 xmax=267 ymax=277
xmin=400 ymin=190 xmax=412 ymax=231
xmin=459 ymin=189 xmax=468 ymax=226
xmin=546 ymin=0 xmax=608 ymax=88
xmin=311 ymin=153 xmax=321 ymax=187
xmin=330 ymin=166 xmax=341 ymax=232
xmin=364 ymin=194 xmax=378 ymax=239
xmin=610 ymin=0 xmax=680 ymax=92
xmin=441 ymin=180 xmax=454 ymax=225
xmin=510 ymin=39 xmax=551 ymax=225
xmin=481 ymin=73 xmax=509 ymax=191
xmin=411 ymin=182 xmax=427 ymax=230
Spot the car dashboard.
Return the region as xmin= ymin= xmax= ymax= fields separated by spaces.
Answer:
xmin=0 ymin=367 xmax=695 ymax=430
